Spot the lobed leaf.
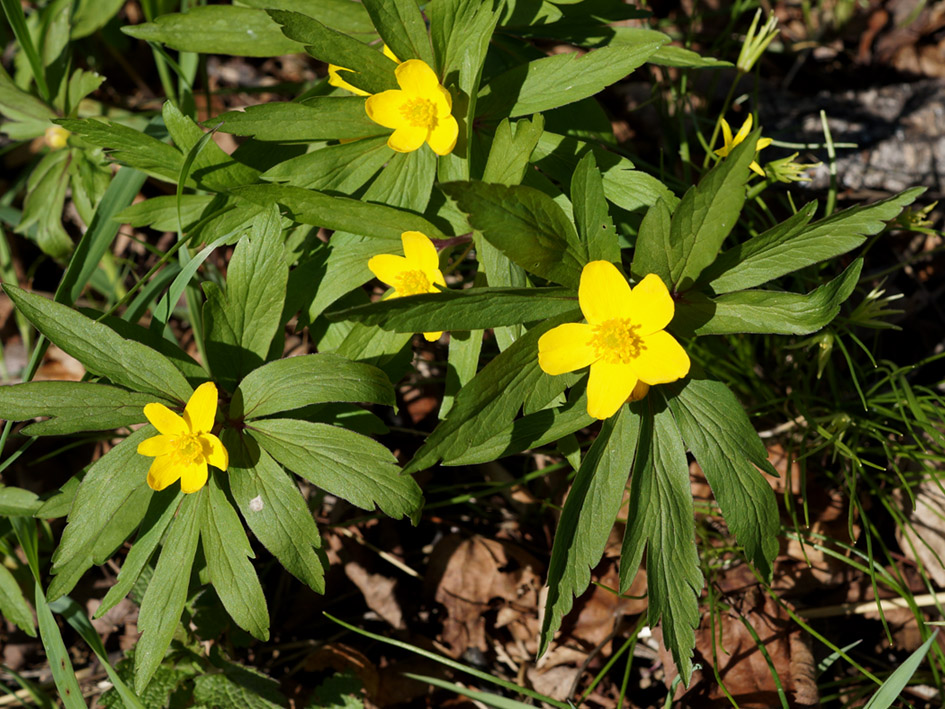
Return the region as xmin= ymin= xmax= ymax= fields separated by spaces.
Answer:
xmin=250 ymin=419 xmax=422 ymax=521
xmin=442 ymin=181 xmax=586 ymax=288
xmin=0 ymin=563 xmax=35 ymax=636
xmin=666 ymin=378 xmax=779 ymax=579
xmin=571 ymin=152 xmax=618 ymax=262
xmin=225 ymin=431 xmax=326 ymax=593
xmin=673 ymin=259 xmax=864 ymax=336
xmin=361 ymin=0 xmax=434 ymax=66
xmin=4 ymin=285 xmax=192 ymax=403
xmin=201 ymin=471 xmax=270 ymax=641
xmin=0 ymin=381 xmax=151 ymax=436
xmin=122 ymin=6 xmax=303 ymax=56
xmin=211 ymin=98 xmax=384 ymax=142
xmin=328 ymin=286 xmax=578 ymax=333
xmin=539 ymin=407 xmax=641 ymax=656
xmin=234 ymin=354 xmax=395 ymax=420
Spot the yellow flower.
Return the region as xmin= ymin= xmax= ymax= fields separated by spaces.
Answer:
xmin=538 ymin=261 xmax=691 ymax=420
xmin=368 ymin=230 xmax=446 ymax=342
xmin=365 ymin=59 xmax=458 ymax=156
xmin=714 ymin=114 xmax=773 ymax=177
xmin=328 ymin=45 xmax=400 ymax=96
xmin=44 ymin=124 xmax=70 ymax=150
xmin=137 ymin=382 xmax=228 ymax=494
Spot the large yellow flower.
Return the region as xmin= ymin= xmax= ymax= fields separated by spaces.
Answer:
xmin=368 ymin=230 xmax=446 ymax=342
xmin=714 ymin=114 xmax=773 ymax=177
xmin=365 ymin=59 xmax=458 ymax=156
xmin=328 ymin=45 xmax=400 ymax=96
xmin=137 ymin=382 xmax=228 ymax=494
xmin=538 ymin=261 xmax=691 ymax=420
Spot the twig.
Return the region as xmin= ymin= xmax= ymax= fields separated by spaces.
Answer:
xmin=800 ymin=591 xmax=945 ymax=619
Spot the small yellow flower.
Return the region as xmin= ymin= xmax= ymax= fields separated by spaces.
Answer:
xmin=365 ymin=59 xmax=458 ymax=156
xmin=328 ymin=45 xmax=400 ymax=96
xmin=137 ymin=382 xmax=228 ymax=494
xmin=538 ymin=261 xmax=690 ymax=420
xmin=44 ymin=124 xmax=70 ymax=150
xmin=368 ymin=230 xmax=446 ymax=342
xmin=714 ymin=114 xmax=773 ymax=177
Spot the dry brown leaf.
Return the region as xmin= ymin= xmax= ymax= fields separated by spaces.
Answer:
xmin=661 ymin=585 xmax=818 ymax=708
xmin=895 ymin=479 xmax=945 ymax=586
xmin=425 ymin=535 xmax=543 ymax=660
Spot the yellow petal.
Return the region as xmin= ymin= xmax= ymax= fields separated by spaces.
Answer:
xmin=368 ymin=253 xmax=409 ymax=287
xmin=538 ymin=323 xmax=596 ymax=376
xmin=756 ymin=137 xmax=773 ymax=151
xmin=328 ymin=65 xmax=369 ymax=96
xmin=184 ymin=381 xmax=218 ymax=434
xmin=147 ymin=455 xmax=180 ymax=492
xmin=733 ymin=115 xmax=752 ymax=145
xmin=388 ymin=125 xmax=427 ymax=153
xmin=137 ymin=434 xmax=173 ymax=458
xmin=382 ymin=44 xmax=400 ymax=63
xmin=366 ymin=90 xmax=407 ymax=129
xmin=749 ymin=160 xmax=766 ymax=177
xmin=427 ymin=114 xmax=458 ymax=156
xmin=201 ymin=433 xmax=229 ymax=471
xmin=395 ymin=59 xmax=440 ymax=96
xmin=431 ymin=269 xmax=446 ymax=290
xmin=633 ymin=330 xmax=691 ymax=384
xmin=627 ymin=380 xmax=650 ymax=403
xmin=716 ymin=118 xmax=734 ymax=156
xmin=586 ymin=361 xmax=637 ymax=420
xmin=578 ymin=260 xmax=632 ymax=325
xmin=435 ymin=85 xmax=453 ymax=114
xmin=628 ymin=273 xmax=674 ymax=335
xmin=401 ymin=230 xmax=439 ymax=272
xmin=179 ymin=460 xmax=208 ymax=494
xmin=423 ymin=331 xmax=443 ymax=342
xmin=143 ymin=403 xmax=187 ymax=436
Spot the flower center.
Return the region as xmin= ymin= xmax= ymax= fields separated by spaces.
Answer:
xmin=589 ymin=318 xmax=645 ymax=365
xmin=400 ymin=98 xmax=438 ymax=129
xmin=396 ymin=269 xmax=431 ymax=296
xmin=172 ymin=433 xmax=204 ymax=465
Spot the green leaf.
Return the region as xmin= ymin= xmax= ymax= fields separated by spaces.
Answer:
xmin=477 ymin=38 xmax=666 ymax=118
xmin=571 ymin=152 xmax=617 ymax=262
xmin=224 ymin=430 xmax=326 ymax=593
xmin=481 ymin=116 xmax=545 ymax=186
xmin=267 ymin=10 xmax=397 ymax=94
xmin=0 ymin=382 xmax=151 ymax=436
xmin=404 ymin=312 xmax=580 ymax=473
xmin=162 ymin=102 xmax=259 ymax=192
xmin=674 ymin=259 xmax=864 ymax=336
xmin=96 ymin=488 xmax=183 ymax=620
xmin=649 ymin=45 xmax=732 ymax=68
xmin=442 ymin=181 xmax=586 ymax=288
xmin=251 ymin=418 xmax=422 ymax=520
xmin=234 ymin=354 xmax=394 ymax=420
xmin=71 ymin=0 xmax=125 ymax=39
xmin=361 ymin=0 xmax=434 ymax=65
xmin=630 ymin=197 xmax=674 ymax=285
xmin=203 ymin=209 xmax=288 ymax=391
xmin=3 ymin=285 xmax=193 ymax=402
xmin=0 ymin=563 xmax=35 ymax=636
xmin=34 ymin=580 xmax=85 ymax=709
xmin=15 ymin=150 xmax=72 ymax=259
xmin=201 ymin=471 xmax=270 ymax=641
xmin=666 ymin=378 xmax=779 ymax=579
xmin=35 ymin=476 xmax=80 ymax=519
xmin=429 ymin=0 xmax=499 ymax=91
xmin=620 ymin=396 xmax=702 ymax=685
xmin=211 ymin=98 xmax=384 ymax=142
xmin=704 ymin=188 xmax=924 ymax=294
xmin=241 ymin=0 xmax=374 ymax=37
xmin=134 ymin=491 xmax=201 ymax=693
xmin=57 ymin=118 xmax=182 ymax=183
xmin=0 ymin=486 xmax=41 ymax=516
xmin=539 ymin=407 xmax=640 ymax=656
xmin=532 ymin=131 xmax=677 ymax=213
xmin=863 ymin=631 xmax=938 ymax=709
xmin=116 ymin=194 xmax=216 ymax=231
xmin=329 ymin=286 xmax=578 ymax=332
xmin=122 ymin=6 xmax=303 ymax=56
xmin=649 ymin=130 xmax=757 ymax=291
xmin=261 ymin=136 xmax=392 ymax=191
xmin=232 ymin=183 xmax=445 ymax=239
xmin=48 ymin=427 xmax=154 ymax=601
xmin=192 ymin=653 xmax=287 ymax=709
